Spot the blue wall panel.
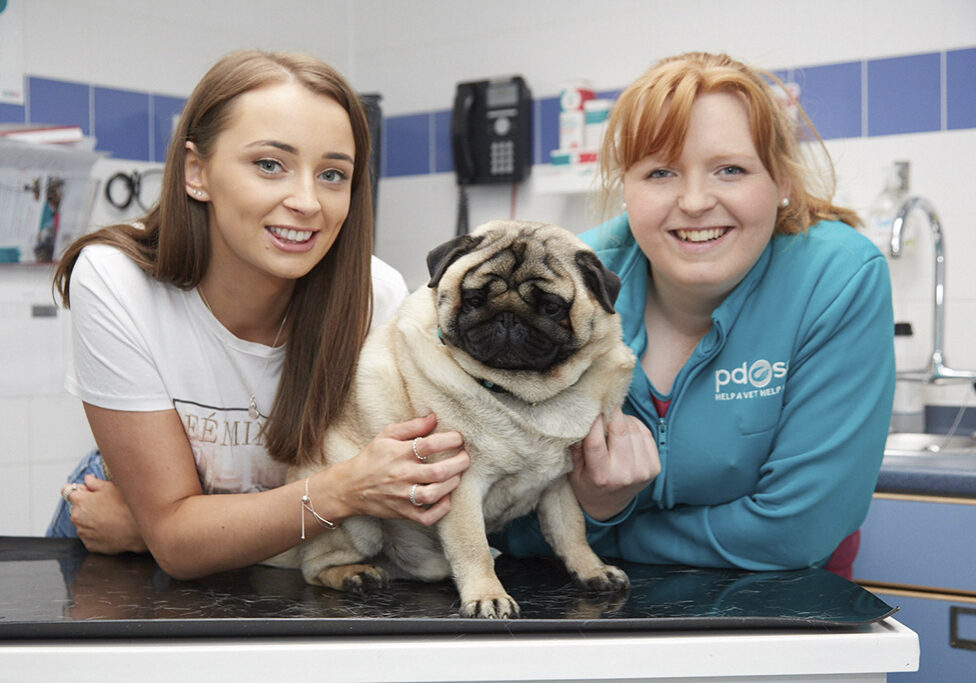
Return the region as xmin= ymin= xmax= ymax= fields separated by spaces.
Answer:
xmin=0 ymin=101 xmax=26 ymax=125
xmin=947 ymin=47 xmax=976 ymax=131
xmin=867 ymin=53 xmax=941 ymax=137
xmin=27 ymin=77 xmax=90 ymax=135
xmin=384 ymin=112 xmax=431 ymax=178
xmin=795 ymin=61 xmax=863 ymax=140
xmin=94 ymin=87 xmax=150 ymax=161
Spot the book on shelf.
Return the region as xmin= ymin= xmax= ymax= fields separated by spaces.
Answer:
xmin=0 ymin=124 xmax=86 ymax=145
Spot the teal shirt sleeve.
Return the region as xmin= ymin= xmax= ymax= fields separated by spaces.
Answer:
xmin=500 ymin=232 xmax=895 ymax=571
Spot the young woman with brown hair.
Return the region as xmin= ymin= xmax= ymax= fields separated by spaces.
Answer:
xmin=48 ymin=50 xmax=469 ymax=580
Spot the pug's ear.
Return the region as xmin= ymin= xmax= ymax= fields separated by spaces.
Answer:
xmin=575 ymin=250 xmax=621 ymax=314
xmin=426 ymin=234 xmax=485 ymax=288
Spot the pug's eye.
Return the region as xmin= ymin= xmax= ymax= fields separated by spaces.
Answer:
xmin=538 ymin=294 xmax=569 ymax=320
xmin=461 ymin=289 xmax=487 ymax=312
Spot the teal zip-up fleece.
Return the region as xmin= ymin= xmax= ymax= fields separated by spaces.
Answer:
xmin=498 ymin=215 xmax=895 ymax=570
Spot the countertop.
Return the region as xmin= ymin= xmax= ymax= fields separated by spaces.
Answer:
xmin=0 ymin=537 xmax=919 ymax=681
xmin=877 ymin=452 xmax=976 ymax=498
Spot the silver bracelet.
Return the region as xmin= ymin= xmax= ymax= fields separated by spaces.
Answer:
xmin=301 ymin=475 xmax=336 ymax=540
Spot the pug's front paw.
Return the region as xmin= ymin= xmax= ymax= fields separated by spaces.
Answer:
xmin=309 ymin=563 xmax=391 ymax=594
xmin=574 ymin=564 xmax=630 ymax=592
xmin=459 ymin=594 xmax=521 ymax=619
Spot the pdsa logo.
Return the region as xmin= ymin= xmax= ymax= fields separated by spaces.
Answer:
xmin=715 ymin=359 xmax=788 ymax=400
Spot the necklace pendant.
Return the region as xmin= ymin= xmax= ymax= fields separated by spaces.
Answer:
xmin=248 ymin=395 xmax=259 ymax=420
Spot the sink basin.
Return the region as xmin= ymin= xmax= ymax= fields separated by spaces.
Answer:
xmin=884 ymin=432 xmax=976 ymax=456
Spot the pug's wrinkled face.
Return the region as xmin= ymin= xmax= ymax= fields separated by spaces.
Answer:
xmin=453 ymin=239 xmax=577 ymax=371
xmin=427 ymin=220 xmax=621 ymax=380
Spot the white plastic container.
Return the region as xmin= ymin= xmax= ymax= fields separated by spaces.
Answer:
xmin=583 ymin=99 xmax=613 ymax=150
xmin=559 ymin=110 xmax=585 ymax=150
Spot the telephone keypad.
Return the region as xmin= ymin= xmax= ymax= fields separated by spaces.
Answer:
xmin=490 ymin=139 xmax=515 ymax=176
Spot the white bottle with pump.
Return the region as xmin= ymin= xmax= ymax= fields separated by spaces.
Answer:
xmin=864 ymin=161 xmax=911 ymax=254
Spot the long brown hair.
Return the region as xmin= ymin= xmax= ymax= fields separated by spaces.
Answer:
xmin=600 ymin=52 xmax=861 ymax=233
xmin=54 ymin=50 xmax=374 ymax=465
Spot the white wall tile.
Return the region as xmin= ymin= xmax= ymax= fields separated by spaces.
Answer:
xmin=22 ymin=0 xmax=93 ymax=84
xmin=0 ymin=465 xmax=32 ymax=536
xmin=375 ymin=173 xmax=458 ymax=290
xmin=0 ymin=266 xmax=66 ymax=400
xmin=0 ymin=399 xmax=31 ymax=467
xmin=942 ymin=0 xmax=976 ymax=48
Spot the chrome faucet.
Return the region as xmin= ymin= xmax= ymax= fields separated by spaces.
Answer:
xmin=889 ymin=196 xmax=976 ymax=383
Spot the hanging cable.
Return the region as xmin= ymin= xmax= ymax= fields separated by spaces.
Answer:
xmin=455 ymin=183 xmax=470 ymax=236
xmin=509 ymin=182 xmax=519 ymax=219
xmin=105 ymin=169 xmax=163 ymax=212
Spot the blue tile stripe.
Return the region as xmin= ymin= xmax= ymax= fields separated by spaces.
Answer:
xmin=791 ymin=61 xmax=863 ymax=140
xmin=867 ymin=52 xmax=942 ymax=136
xmin=947 ymin=47 xmax=976 ymax=130
xmin=0 ymin=100 xmax=26 ymax=125
xmin=383 ymin=112 xmax=431 ymax=177
xmin=6 ymin=46 xmax=973 ymax=168
xmin=94 ymin=86 xmax=151 ymax=162
xmin=28 ymin=76 xmax=91 ymax=136
xmin=432 ymin=110 xmax=453 ymax=174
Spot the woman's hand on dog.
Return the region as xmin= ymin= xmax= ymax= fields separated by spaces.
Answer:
xmin=66 ymin=475 xmax=149 ymax=554
xmin=570 ymin=407 xmax=661 ymax=522
xmin=63 ymin=413 xmax=468 ymax=557
xmin=328 ymin=413 xmax=470 ymax=526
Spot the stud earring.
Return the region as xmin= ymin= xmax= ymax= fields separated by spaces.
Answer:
xmin=780 ymin=197 xmax=790 ymax=208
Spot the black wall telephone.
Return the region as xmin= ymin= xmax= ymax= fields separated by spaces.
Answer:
xmin=451 ymin=76 xmax=532 ymax=186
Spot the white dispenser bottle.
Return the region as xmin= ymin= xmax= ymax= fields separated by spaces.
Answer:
xmin=864 ymin=161 xmax=910 ymax=254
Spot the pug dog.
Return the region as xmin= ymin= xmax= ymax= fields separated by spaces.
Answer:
xmin=272 ymin=220 xmax=635 ymax=618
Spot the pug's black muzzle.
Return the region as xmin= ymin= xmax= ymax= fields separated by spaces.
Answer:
xmin=459 ymin=311 xmax=573 ymax=371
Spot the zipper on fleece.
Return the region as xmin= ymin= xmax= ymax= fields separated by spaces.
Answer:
xmin=650 ymin=319 xmax=724 ymax=508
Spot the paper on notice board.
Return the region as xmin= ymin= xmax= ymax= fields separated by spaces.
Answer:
xmin=0 ymin=1 xmax=25 ymax=105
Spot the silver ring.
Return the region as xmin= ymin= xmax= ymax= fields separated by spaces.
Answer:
xmin=61 ymin=483 xmax=78 ymax=503
xmin=409 ymin=483 xmax=423 ymax=507
xmin=412 ymin=437 xmax=427 ymax=462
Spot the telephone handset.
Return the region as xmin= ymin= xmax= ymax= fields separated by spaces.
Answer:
xmin=451 ymin=87 xmax=477 ymax=183
xmin=451 ymin=76 xmax=532 ymax=186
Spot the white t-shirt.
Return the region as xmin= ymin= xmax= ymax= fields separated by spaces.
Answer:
xmin=66 ymin=244 xmax=408 ymax=494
